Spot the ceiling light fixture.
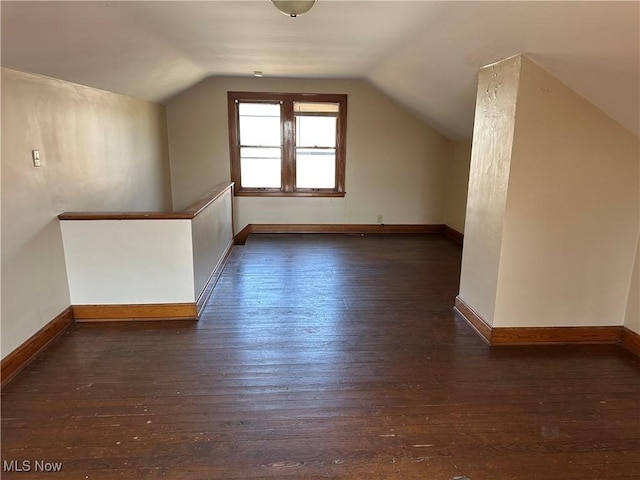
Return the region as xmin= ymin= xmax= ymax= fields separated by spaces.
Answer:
xmin=271 ymin=1 xmax=316 ymax=18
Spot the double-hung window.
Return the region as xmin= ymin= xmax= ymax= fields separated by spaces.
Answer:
xmin=228 ymin=92 xmax=347 ymax=197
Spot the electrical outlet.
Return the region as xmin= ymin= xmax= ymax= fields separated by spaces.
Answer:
xmin=377 ymin=214 xmax=383 ymax=224
xmin=32 ymin=150 xmax=41 ymax=167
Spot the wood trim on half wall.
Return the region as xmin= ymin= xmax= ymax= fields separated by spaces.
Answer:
xmin=73 ymin=303 xmax=198 ymax=322
xmin=1 ymin=307 xmax=74 ymax=388
xmin=58 ymin=182 xmax=234 ymax=221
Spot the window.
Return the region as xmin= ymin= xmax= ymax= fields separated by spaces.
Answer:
xmin=228 ymin=92 xmax=347 ymax=197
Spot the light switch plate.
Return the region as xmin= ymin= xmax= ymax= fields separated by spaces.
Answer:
xmin=32 ymin=150 xmax=41 ymax=167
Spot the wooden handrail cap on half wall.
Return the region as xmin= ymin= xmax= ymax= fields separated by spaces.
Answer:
xmin=57 ymin=180 xmax=235 ymax=323
xmin=58 ymin=182 xmax=234 ymax=221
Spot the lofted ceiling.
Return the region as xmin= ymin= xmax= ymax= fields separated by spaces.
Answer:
xmin=1 ymin=1 xmax=638 ymax=140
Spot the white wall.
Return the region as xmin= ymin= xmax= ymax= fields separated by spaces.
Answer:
xmin=444 ymin=140 xmax=472 ymax=234
xmin=458 ymin=56 xmax=521 ymax=325
xmin=493 ymin=56 xmax=639 ymax=328
xmin=61 ymin=220 xmax=195 ymax=304
xmin=60 ymin=187 xmax=233 ymax=308
xmin=1 ymin=68 xmax=172 ymax=358
xmin=191 ymin=187 xmax=234 ymax=299
xmin=166 ymin=77 xmax=452 ymax=230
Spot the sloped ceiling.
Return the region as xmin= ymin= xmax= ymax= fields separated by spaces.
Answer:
xmin=1 ymin=1 xmax=638 ymax=140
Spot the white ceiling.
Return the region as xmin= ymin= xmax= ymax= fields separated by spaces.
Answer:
xmin=1 ymin=1 xmax=638 ymax=140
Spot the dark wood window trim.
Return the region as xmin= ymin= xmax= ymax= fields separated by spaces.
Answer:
xmin=228 ymin=91 xmax=347 ymax=197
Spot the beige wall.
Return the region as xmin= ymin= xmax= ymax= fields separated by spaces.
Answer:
xmin=625 ymin=237 xmax=640 ymax=334
xmin=458 ymin=56 xmax=521 ymax=325
xmin=444 ymin=140 xmax=472 ymax=234
xmin=493 ymin=56 xmax=639 ymax=328
xmin=166 ymin=77 xmax=452 ymax=230
xmin=459 ymin=55 xmax=640 ymax=329
xmin=627 ymin=151 xmax=640 ymax=334
xmin=1 ymin=68 xmax=172 ymax=359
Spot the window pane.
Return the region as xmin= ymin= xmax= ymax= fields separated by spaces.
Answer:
xmin=296 ymin=148 xmax=336 ymax=189
xmin=294 ymin=102 xmax=339 ymax=114
xmin=239 ymin=103 xmax=281 ymax=147
xmin=296 ymin=116 xmax=337 ymax=148
xmin=240 ymin=147 xmax=281 ymax=188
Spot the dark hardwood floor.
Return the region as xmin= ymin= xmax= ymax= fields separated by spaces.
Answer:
xmin=2 ymin=234 xmax=639 ymax=479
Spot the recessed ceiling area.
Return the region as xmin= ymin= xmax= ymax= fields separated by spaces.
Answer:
xmin=1 ymin=1 xmax=638 ymax=140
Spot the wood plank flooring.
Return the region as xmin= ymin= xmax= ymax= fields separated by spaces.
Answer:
xmin=2 ymin=234 xmax=639 ymax=479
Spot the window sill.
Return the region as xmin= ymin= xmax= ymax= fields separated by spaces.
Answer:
xmin=234 ymin=190 xmax=346 ymax=198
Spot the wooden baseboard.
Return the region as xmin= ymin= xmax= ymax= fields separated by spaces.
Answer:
xmin=1 ymin=307 xmax=74 ymax=388
xmin=454 ymin=296 xmax=491 ymax=344
xmin=196 ymin=239 xmax=234 ymax=315
xmin=234 ymin=224 xmax=253 ymax=245
xmin=253 ymin=223 xmax=445 ymax=234
xmin=490 ymin=326 xmax=623 ymax=345
xmin=73 ymin=303 xmax=198 ymax=322
xmin=235 ymin=224 xmax=445 ymax=244
xmin=621 ymin=327 xmax=640 ymax=356
xmin=454 ymin=295 xmax=628 ymax=349
xmin=443 ymin=225 xmax=464 ymax=245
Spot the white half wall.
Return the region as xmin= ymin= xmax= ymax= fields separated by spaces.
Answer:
xmin=61 ymin=220 xmax=195 ymax=305
xmin=191 ymin=188 xmax=234 ymax=299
